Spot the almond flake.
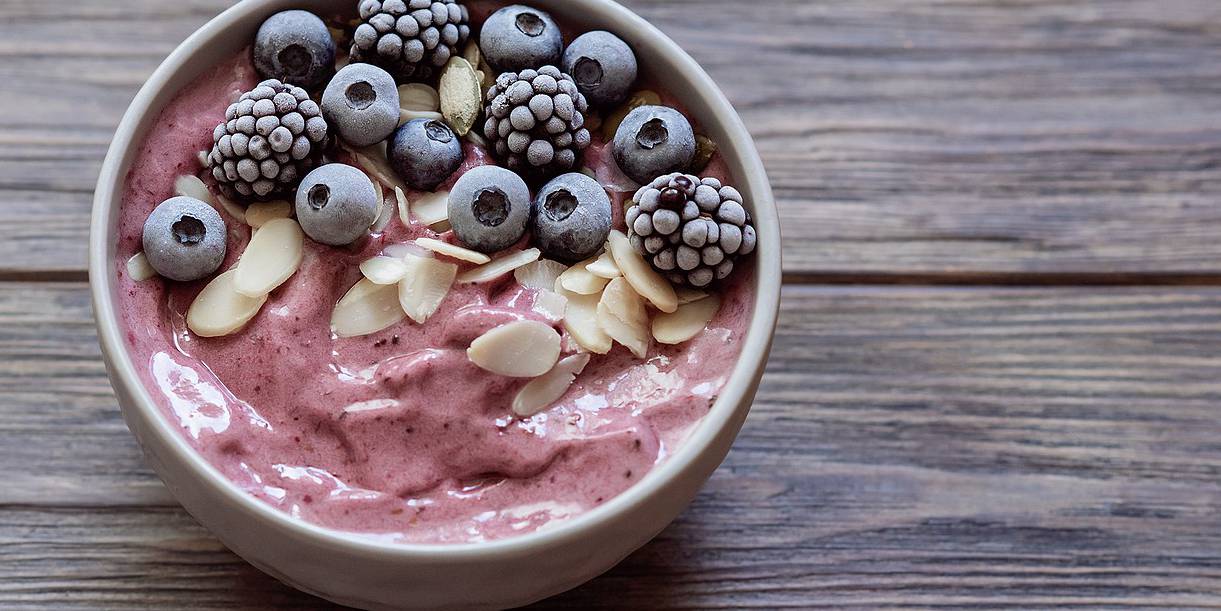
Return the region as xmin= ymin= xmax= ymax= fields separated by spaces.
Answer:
xmin=352 ymin=147 xmax=408 ymax=193
xmin=126 ymin=252 xmax=157 ymax=281
xmin=532 ymin=289 xmax=568 ymax=322
xmin=462 ymin=42 xmax=482 ymax=70
xmin=175 ymin=174 xmax=213 ymax=205
xmin=415 ymin=237 xmax=491 ymax=264
xmin=514 ymin=259 xmax=569 ymax=290
xmin=652 ymin=294 xmax=721 ymax=345
xmin=343 ymin=399 xmax=398 ymax=414
xmin=512 ymin=353 xmax=591 ymax=417
xmin=597 ymin=277 xmax=650 ymax=358
xmin=360 ymin=256 xmax=410 ymax=285
xmin=394 ymin=186 xmax=410 ymax=226
xmin=412 ymin=190 xmax=450 ymax=228
xmin=332 ymin=278 xmax=404 ymax=338
xmin=398 ymin=254 xmax=458 ymax=324
xmin=585 ymin=251 xmax=621 ymax=279
xmin=457 ymin=248 xmax=541 ymax=284
xmin=439 ymin=56 xmax=481 ymax=136
xmin=383 ymin=242 xmax=433 ymax=260
xmin=467 ymin=320 xmax=561 ymax=377
xmin=213 ymin=192 xmax=247 ymax=224
xmin=675 ymin=286 xmax=710 ymax=305
xmin=370 ymin=180 xmax=393 ymax=232
xmin=233 ymin=218 xmax=304 ymax=297
xmin=398 ymin=83 xmax=440 ymax=112
xmin=556 ymin=282 xmax=611 ymax=354
xmin=558 ymin=257 xmax=610 ymax=294
xmin=607 ymin=230 xmax=678 ymax=313
xmin=197 ymin=151 xmax=210 ymax=168
xmin=399 ymin=109 xmax=446 ymax=125
xmin=188 ymin=269 xmax=268 ymax=337
xmin=245 ymin=200 xmax=292 ymax=228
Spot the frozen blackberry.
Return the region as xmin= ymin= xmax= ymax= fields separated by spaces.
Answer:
xmin=351 ymin=0 xmax=471 ymax=83
xmin=207 ymin=79 xmax=329 ymax=200
xmin=625 ymin=173 xmax=756 ymax=288
xmin=481 ymin=66 xmax=592 ymax=182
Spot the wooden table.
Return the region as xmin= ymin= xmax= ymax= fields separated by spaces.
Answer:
xmin=5 ymin=0 xmax=1221 ymax=607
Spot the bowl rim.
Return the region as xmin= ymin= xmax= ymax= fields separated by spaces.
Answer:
xmin=89 ymin=0 xmax=781 ymax=559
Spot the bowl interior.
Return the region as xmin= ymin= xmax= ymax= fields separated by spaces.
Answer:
xmin=89 ymin=0 xmax=781 ymax=557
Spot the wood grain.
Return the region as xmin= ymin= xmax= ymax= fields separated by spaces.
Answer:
xmin=3 ymin=0 xmax=1221 ymax=277
xmin=5 ymin=283 xmax=1221 ymax=608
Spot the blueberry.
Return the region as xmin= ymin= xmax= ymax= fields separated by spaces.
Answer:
xmin=447 ymin=165 xmax=531 ymax=253
xmin=612 ymin=105 xmax=696 ymax=185
xmin=561 ymin=31 xmax=637 ymax=108
xmin=388 ymin=118 xmax=464 ymax=191
xmin=142 ymin=196 xmax=227 ymax=282
xmin=532 ymin=172 xmax=612 ymax=262
xmin=479 ymin=5 xmax=562 ymax=73
xmin=295 ymin=163 xmax=381 ymax=245
xmin=253 ymin=10 xmax=337 ymax=90
xmin=320 ymin=63 xmax=400 ymax=147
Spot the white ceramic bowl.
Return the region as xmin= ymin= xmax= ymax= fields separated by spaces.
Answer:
xmin=89 ymin=1 xmax=780 ymax=608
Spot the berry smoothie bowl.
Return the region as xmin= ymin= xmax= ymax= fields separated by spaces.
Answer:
xmin=89 ymin=0 xmax=779 ymax=608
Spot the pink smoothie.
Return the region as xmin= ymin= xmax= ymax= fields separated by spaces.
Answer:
xmin=113 ymin=35 xmax=753 ymax=544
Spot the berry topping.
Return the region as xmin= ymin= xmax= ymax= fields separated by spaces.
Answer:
xmin=253 ymin=10 xmax=337 ymax=90
xmin=481 ymin=66 xmax=592 ymax=181
xmin=321 ymin=63 xmax=401 ymax=147
xmin=625 ymin=172 xmax=756 ymax=287
xmin=208 ymin=79 xmax=327 ymax=200
xmin=479 ymin=5 xmax=562 ymax=72
xmin=294 ymin=163 xmax=381 ymax=245
xmin=142 ymin=196 xmax=227 ymax=282
xmin=561 ymin=31 xmax=638 ymax=108
xmin=388 ymin=118 xmax=463 ymax=190
xmin=612 ymin=105 xmax=696 ymax=185
xmin=351 ymin=0 xmax=471 ymax=83
xmin=447 ymin=165 xmax=530 ymax=253
xmin=531 ymin=172 xmax=612 ymax=262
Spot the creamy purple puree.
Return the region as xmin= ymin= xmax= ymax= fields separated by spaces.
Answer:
xmin=114 ymin=23 xmax=753 ymax=543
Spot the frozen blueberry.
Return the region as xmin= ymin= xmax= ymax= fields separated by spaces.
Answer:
xmin=532 ymin=172 xmax=612 ymax=262
xmin=295 ymin=163 xmax=381 ymax=245
xmin=479 ymin=5 xmax=562 ymax=73
xmin=612 ymin=105 xmax=697 ymax=185
xmin=253 ymin=10 xmax=337 ymax=90
xmin=388 ymin=118 xmax=464 ymax=191
xmin=320 ymin=63 xmax=400 ymax=147
xmin=141 ymin=196 xmax=227 ymax=282
xmin=448 ymin=165 xmax=531 ymax=253
xmin=561 ymin=31 xmax=637 ymax=108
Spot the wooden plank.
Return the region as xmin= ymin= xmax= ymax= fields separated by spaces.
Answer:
xmin=4 ymin=1 xmax=1221 ymax=276
xmin=5 ymin=283 xmax=1221 ymax=607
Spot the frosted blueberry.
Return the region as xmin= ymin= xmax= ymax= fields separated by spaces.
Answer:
xmin=531 ymin=172 xmax=612 ymax=262
xmin=480 ymin=5 xmax=562 ymax=72
xmin=142 ymin=196 xmax=227 ymax=282
xmin=612 ymin=105 xmax=696 ymax=185
xmin=253 ymin=10 xmax=337 ymax=90
xmin=295 ymin=164 xmax=381 ymax=245
xmin=561 ymin=30 xmax=637 ymax=108
xmin=321 ymin=63 xmax=400 ymax=147
xmin=447 ymin=165 xmax=531 ymax=253
xmin=388 ymin=118 xmax=464 ymax=191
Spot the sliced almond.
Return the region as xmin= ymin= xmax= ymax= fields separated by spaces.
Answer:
xmin=126 ymin=252 xmax=157 ymax=281
xmin=585 ymin=251 xmax=621 ymax=279
xmin=596 ymin=277 xmax=650 ymax=358
xmin=412 ymin=190 xmax=450 ymax=228
xmin=394 ymin=186 xmax=410 ymax=226
xmin=514 ymin=259 xmax=569 ymax=290
xmin=352 ymin=147 xmax=408 ymax=193
xmin=196 ymin=151 xmax=210 ymax=168
xmin=512 ymin=353 xmax=591 ymax=417
xmin=675 ymin=286 xmax=710 ymax=305
xmin=439 ymin=56 xmax=481 ymax=136
xmin=360 ymin=256 xmax=409 ymax=285
xmin=415 ymin=237 xmax=491 ymax=264
xmin=558 ymin=257 xmax=610 ymax=295
xmin=399 ymin=109 xmax=446 ymax=125
xmin=188 ymin=269 xmax=268 ymax=337
xmin=332 ymin=278 xmax=404 ymax=338
xmin=465 ymin=129 xmax=489 ymax=149
xmin=556 ymin=283 xmax=611 ymax=354
xmin=457 ymin=248 xmax=541 ymax=284
xmin=398 ymin=254 xmax=458 ymax=324
xmin=245 ymin=200 xmax=292 ymax=228
xmin=532 ymin=289 xmax=568 ymax=322
xmin=233 ymin=218 xmax=303 ymax=297
xmin=462 ymin=42 xmax=482 ymax=70
xmin=370 ymin=180 xmax=393 ymax=232
xmin=175 ymin=174 xmax=213 ymax=205
xmin=467 ymin=320 xmax=561 ymax=377
xmin=383 ymin=241 xmax=433 ymax=260
xmin=213 ymin=192 xmax=247 ymax=224
xmin=652 ymin=295 xmax=721 ymax=345
xmin=607 ymin=230 xmax=678 ymax=313
xmin=398 ymin=83 xmax=440 ymax=112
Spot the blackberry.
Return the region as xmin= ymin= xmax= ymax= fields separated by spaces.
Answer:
xmin=351 ymin=0 xmax=471 ymax=83
xmin=207 ymin=79 xmax=328 ymax=200
xmin=625 ymin=173 xmax=757 ymax=288
xmin=481 ymin=66 xmax=592 ymax=182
